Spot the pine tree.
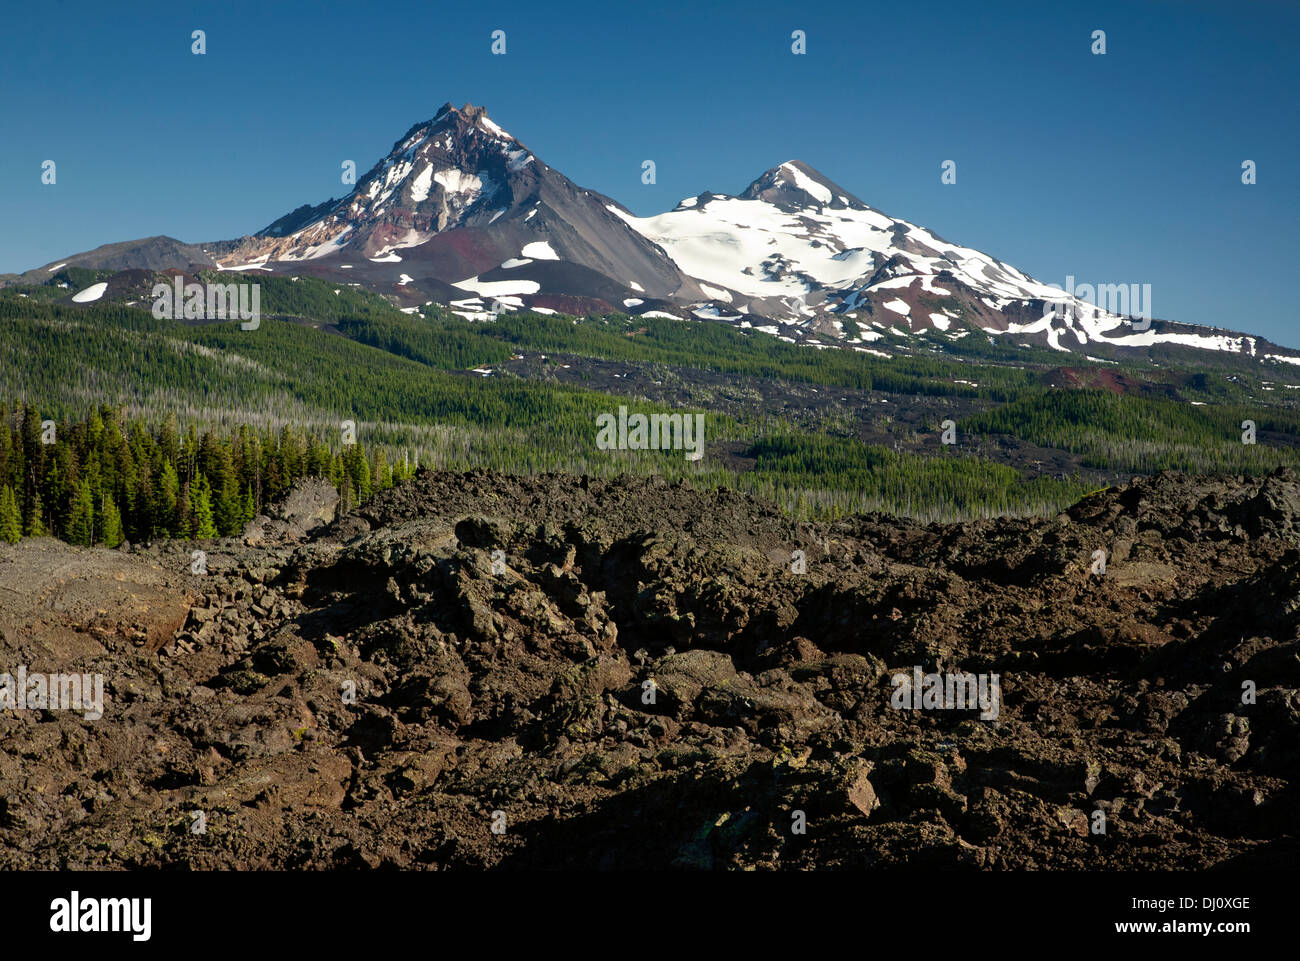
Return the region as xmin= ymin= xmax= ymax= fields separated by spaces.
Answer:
xmin=307 ymin=438 xmax=331 ymax=477
xmin=160 ymin=412 xmax=180 ymax=467
xmin=100 ymin=494 xmax=124 ymax=548
xmin=24 ymin=491 xmax=46 ymax=537
xmin=67 ymin=481 xmax=95 ymax=546
xmin=177 ymin=481 xmax=193 ymax=538
xmin=0 ymin=485 xmax=21 ymax=544
xmin=0 ymin=409 xmax=12 ymax=494
xmin=215 ymin=475 xmax=241 ymax=535
xmin=20 ymin=404 xmax=42 ymax=484
xmin=191 ymin=475 xmax=218 ymax=538
xmin=351 ymin=444 xmax=372 ymax=500
xmin=132 ymin=469 xmax=155 ymax=543
xmin=371 ymin=447 xmax=390 ymax=491
xmin=4 ymin=419 xmax=21 ymax=497
xmin=157 ymin=462 xmax=179 ymax=536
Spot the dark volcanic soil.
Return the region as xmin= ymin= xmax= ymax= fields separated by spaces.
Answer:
xmin=487 ymin=350 xmax=1111 ymax=486
xmin=1 ymin=469 xmax=1298 ymax=870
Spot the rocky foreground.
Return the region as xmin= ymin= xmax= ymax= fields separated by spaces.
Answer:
xmin=1 ymin=469 xmax=1297 ymax=870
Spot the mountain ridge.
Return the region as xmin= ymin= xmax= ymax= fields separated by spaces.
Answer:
xmin=8 ymin=102 xmax=1292 ymax=364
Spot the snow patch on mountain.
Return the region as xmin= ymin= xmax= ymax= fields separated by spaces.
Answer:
xmin=410 ymin=164 xmax=435 ymax=202
xmin=453 ymin=276 xmax=542 ymax=297
xmin=71 ymin=282 xmax=108 ymax=303
xmin=521 ymin=241 xmax=559 ymax=260
xmin=433 ymin=168 xmax=483 ymax=196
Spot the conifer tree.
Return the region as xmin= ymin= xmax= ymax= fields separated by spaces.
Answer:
xmin=0 ymin=485 xmax=21 ymax=544
xmin=24 ymin=491 xmax=46 ymax=537
xmin=100 ymin=495 xmax=124 ymax=548
xmin=177 ymin=480 xmax=193 ymax=538
xmin=158 ymin=461 xmax=180 ymax=536
xmin=372 ymin=447 xmax=390 ymax=491
xmin=67 ymin=481 xmax=95 ymax=546
xmin=351 ymin=444 xmax=372 ymax=500
xmin=191 ymin=476 xmax=218 ymax=538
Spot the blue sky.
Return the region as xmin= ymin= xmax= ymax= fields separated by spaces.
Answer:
xmin=2 ymin=0 xmax=1296 ymax=344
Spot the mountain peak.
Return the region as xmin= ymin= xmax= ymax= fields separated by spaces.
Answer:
xmin=425 ymin=102 xmax=517 ymax=143
xmin=231 ymin=100 xmax=702 ymax=303
xmin=252 ymin=101 xmax=541 ymax=250
xmin=741 ymin=160 xmax=867 ymax=211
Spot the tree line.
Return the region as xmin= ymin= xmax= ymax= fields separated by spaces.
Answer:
xmin=0 ymin=403 xmax=411 ymax=546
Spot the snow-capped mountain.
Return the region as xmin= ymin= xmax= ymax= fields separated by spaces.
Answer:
xmin=215 ymin=115 xmax=1156 ymax=349
xmin=611 ymin=160 xmax=1267 ymax=358
xmin=19 ymin=103 xmax=1293 ymax=364
xmin=614 ymin=160 xmax=1079 ymax=321
xmin=214 ymin=103 xmax=706 ymax=317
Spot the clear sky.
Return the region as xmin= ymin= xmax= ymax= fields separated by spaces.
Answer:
xmin=1 ymin=0 xmax=1296 ymax=344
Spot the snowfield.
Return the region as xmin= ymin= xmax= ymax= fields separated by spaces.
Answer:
xmin=71 ymin=282 xmax=108 ymax=303
xmin=410 ymin=165 xmax=435 ymax=202
xmin=606 ymin=164 xmax=1134 ymax=354
xmin=433 ymin=168 xmax=483 ymax=196
xmin=521 ymin=241 xmax=559 ymax=260
xmin=452 ymin=276 xmax=542 ymax=297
